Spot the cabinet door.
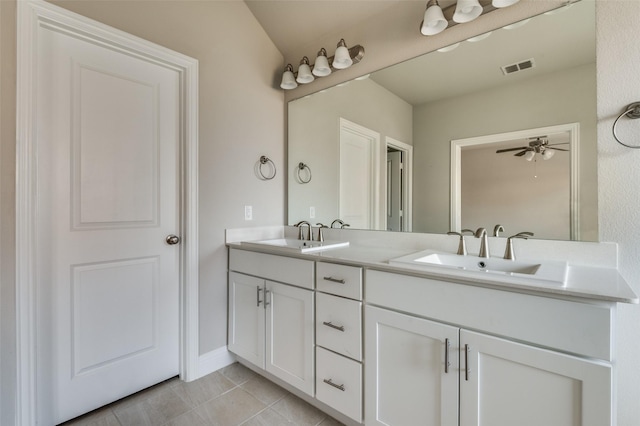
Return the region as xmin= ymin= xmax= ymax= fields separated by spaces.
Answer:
xmin=460 ymin=329 xmax=612 ymax=426
xmin=228 ymin=272 xmax=265 ymax=368
xmin=365 ymin=306 xmax=459 ymax=426
xmin=265 ymin=281 xmax=315 ymax=396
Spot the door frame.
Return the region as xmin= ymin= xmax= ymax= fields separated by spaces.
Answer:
xmin=450 ymin=122 xmax=580 ymax=240
xmin=386 ymin=137 xmax=413 ymax=232
xmin=15 ymin=1 xmax=199 ymax=424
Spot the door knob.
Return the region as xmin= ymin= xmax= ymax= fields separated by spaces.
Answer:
xmin=166 ymin=235 xmax=181 ymax=245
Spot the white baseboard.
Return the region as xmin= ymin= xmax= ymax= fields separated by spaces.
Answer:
xmin=197 ymin=346 xmax=236 ymax=379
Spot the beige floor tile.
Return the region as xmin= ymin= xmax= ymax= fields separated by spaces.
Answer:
xmin=61 ymin=407 xmax=121 ymax=426
xmin=240 ymin=374 xmax=288 ymax=406
xmin=172 ymin=371 xmax=236 ymax=407
xmin=318 ymin=415 xmax=345 ymax=426
xmin=114 ymin=385 xmax=191 ymax=426
xmin=194 ymin=387 xmax=266 ymax=426
xmin=240 ymin=408 xmax=292 ymax=426
xmin=271 ymin=394 xmax=327 ymax=426
xmin=219 ymin=362 xmax=257 ymax=386
xmin=162 ymin=410 xmax=209 ymax=426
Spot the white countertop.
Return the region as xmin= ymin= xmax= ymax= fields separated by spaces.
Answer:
xmin=226 ymin=227 xmax=638 ymax=304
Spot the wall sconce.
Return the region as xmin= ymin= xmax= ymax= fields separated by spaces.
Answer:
xmin=280 ymin=39 xmax=365 ymax=90
xmin=421 ymin=0 xmax=521 ymax=36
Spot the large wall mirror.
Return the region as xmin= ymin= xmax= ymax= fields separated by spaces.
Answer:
xmin=288 ymin=0 xmax=596 ymax=241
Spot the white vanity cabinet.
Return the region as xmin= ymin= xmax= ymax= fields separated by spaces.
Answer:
xmin=228 ymin=249 xmax=315 ymax=396
xmin=365 ymin=270 xmax=614 ymax=426
xmin=315 ymin=262 xmax=364 ymax=423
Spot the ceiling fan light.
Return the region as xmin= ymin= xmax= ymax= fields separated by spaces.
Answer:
xmin=542 ymin=149 xmax=555 ymax=160
xmin=421 ymin=0 xmax=448 ymax=36
xmin=453 ymin=0 xmax=483 ymax=23
xmin=524 ymin=151 xmax=535 ymax=161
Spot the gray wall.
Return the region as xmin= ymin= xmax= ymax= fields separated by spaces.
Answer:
xmin=412 ymin=63 xmax=596 ymax=238
xmin=288 ymin=78 xmax=412 ymax=226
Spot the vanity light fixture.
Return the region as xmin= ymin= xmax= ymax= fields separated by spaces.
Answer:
xmin=280 ymin=64 xmax=297 ymax=90
xmin=420 ymin=0 xmax=521 ymax=36
xmin=453 ymin=0 xmax=483 ymax=23
xmin=312 ymin=48 xmax=332 ymax=77
xmin=421 ymin=0 xmax=448 ymax=36
xmin=279 ymin=39 xmax=365 ymax=90
xmin=296 ymin=57 xmax=314 ymax=84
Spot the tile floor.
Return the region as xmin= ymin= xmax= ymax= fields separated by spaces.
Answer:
xmin=61 ymin=362 xmax=343 ymax=426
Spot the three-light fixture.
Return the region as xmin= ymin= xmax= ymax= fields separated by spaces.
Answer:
xmin=280 ymin=39 xmax=365 ymax=90
xmin=421 ymin=0 xmax=521 ymax=36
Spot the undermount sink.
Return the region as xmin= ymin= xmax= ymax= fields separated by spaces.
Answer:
xmin=389 ymin=250 xmax=568 ymax=285
xmin=241 ymin=238 xmax=349 ymax=254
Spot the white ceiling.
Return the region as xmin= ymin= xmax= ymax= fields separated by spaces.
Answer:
xmin=245 ymin=0 xmax=595 ymax=106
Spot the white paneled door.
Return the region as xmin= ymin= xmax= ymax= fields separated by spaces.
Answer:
xmin=33 ymin=10 xmax=183 ymax=425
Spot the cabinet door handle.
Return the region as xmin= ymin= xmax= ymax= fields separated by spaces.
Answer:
xmin=264 ymin=289 xmax=271 ymax=307
xmin=464 ymin=344 xmax=471 ymax=381
xmin=323 ymin=378 xmax=345 ymax=392
xmin=322 ymin=321 xmax=345 ymax=332
xmin=256 ymin=286 xmax=263 ymax=307
xmin=444 ymin=338 xmax=451 ymax=374
xmin=323 ymin=276 xmax=346 ymax=284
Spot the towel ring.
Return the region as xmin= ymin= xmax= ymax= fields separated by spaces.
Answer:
xmin=297 ymin=162 xmax=312 ymax=184
xmin=258 ymin=156 xmax=276 ymax=180
xmin=612 ymin=102 xmax=640 ymax=149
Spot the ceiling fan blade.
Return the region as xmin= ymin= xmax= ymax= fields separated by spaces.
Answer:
xmin=514 ymin=150 xmax=528 ymax=157
xmin=548 ymin=147 xmax=569 ymax=151
xmin=547 ymin=142 xmax=569 ymax=146
xmin=496 ymin=146 xmax=528 ymax=153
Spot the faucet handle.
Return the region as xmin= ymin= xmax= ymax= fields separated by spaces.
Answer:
xmin=316 ymin=223 xmax=328 ymax=242
xmin=447 ymin=231 xmax=468 ymax=256
xmin=503 ymin=232 xmax=534 ymax=260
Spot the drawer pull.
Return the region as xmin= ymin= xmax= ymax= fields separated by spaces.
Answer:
xmin=323 ymin=378 xmax=345 ymax=392
xmin=322 ymin=321 xmax=345 ymax=332
xmin=323 ymin=276 xmax=346 ymax=284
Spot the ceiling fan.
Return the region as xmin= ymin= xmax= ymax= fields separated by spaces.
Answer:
xmin=495 ymin=136 xmax=569 ymax=160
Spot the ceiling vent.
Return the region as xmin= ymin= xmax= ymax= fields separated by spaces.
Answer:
xmin=501 ymin=58 xmax=536 ymax=76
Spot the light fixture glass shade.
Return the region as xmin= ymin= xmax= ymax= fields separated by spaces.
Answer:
xmin=312 ymin=48 xmax=332 ymax=77
xmin=421 ymin=0 xmax=447 ymax=36
xmin=542 ymin=149 xmax=555 ymax=160
xmin=296 ymin=57 xmax=314 ymax=84
xmin=492 ymin=0 xmax=520 ymax=8
xmin=280 ymin=64 xmax=298 ymax=90
xmin=466 ymin=31 xmax=492 ymax=42
xmin=453 ymin=0 xmax=483 ymax=23
xmin=524 ymin=151 xmax=535 ymax=161
xmin=437 ymin=42 xmax=460 ymax=53
xmin=332 ymin=39 xmax=353 ymax=70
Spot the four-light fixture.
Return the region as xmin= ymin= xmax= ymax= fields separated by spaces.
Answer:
xmin=280 ymin=39 xmax=365 ymax=90
xmin=421 ymin=0 xmax=521 ymax=36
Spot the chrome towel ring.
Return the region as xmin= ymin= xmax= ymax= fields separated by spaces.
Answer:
xmin=613 ymin=102 xmax=640 ymax=148
xmin=258 ymin=155 xmax=276 ymax=180
xmin=297 ymin=162 xmax=312 ymax=184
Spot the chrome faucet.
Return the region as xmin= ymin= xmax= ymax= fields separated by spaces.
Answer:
xmin=447 ymin=229 xmax=474 ymax=255
xmin=295 ymin=221 xmax=311 ymax=240
xmin=331 ymin=219 xmax=344 ymax=228
xmin=475 ymin=227 xmax=489 ymax=258
xmin=316 ymin=223 xmax=328 ymax=242
xmin=493 ymin=224 xmax=505 ymax=237
xmin=504 ymin=232 xmax=534 ymax=260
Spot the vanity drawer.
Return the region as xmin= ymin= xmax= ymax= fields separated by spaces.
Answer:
xmin=316 ymin=292 xmax=362 ymax=361
xmin=229 ymin=249 xmax=314 ymax=289
xmin=316 ymin=347 xmax=362 ymax=423
xmin=316 ymin=262 xmax=362 ymax=300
